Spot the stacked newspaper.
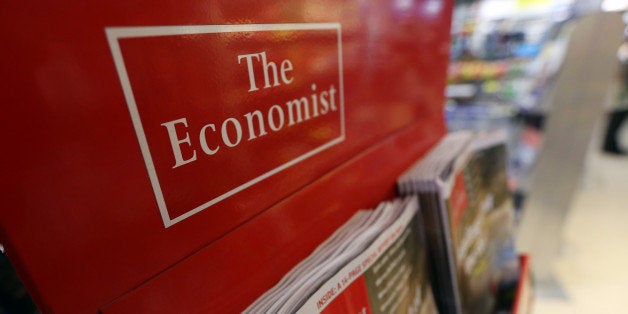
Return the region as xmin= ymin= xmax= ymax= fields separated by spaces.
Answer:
xmin=245 ymin=196 xmax=438 ymax=314
xmin=397 ymin=130 xmax=515 ymax=314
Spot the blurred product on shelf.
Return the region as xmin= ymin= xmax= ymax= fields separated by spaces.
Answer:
xmin=445 ymin=101 xmax=516 ymax=133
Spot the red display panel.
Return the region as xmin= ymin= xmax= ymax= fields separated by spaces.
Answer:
xmin=108 ymin=24 xmax=345 ymax=226
xmin=0 ymin=1 xmax=452 ymax=312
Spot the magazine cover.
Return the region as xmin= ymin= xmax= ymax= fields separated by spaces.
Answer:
xmin=455 ymin=132 xmax=513 ymax=314
xmin=246 ymin=196 xmax=438 ymax=314
xmin=397 ymin=130 xmax=515 ymax=314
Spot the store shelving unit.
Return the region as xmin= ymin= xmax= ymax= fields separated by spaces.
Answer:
xmin=445 ymin=0 xmax=577 ymax=214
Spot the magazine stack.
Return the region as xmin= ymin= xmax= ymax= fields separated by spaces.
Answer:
xmin=397 ymin=130 xmax=516 ymax=314
xmin=245 ymin=196 xmax=438 ymax=314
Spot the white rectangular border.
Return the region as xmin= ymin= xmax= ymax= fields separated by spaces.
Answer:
xmin=106 ymin=23 xmax=345 ymax=228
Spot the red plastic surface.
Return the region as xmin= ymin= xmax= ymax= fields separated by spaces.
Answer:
xmin=322 ymin=276 xmax=371 ymax=314
xmin=513 ymin=254 xmax=532 ymax=314
xmin=0 ymin=1 xmax=452 ymax=312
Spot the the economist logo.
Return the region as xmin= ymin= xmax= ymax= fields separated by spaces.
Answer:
xmin=106 ymin=24 xmax=344 ymax=227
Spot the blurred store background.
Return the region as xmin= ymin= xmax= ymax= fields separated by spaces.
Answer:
xmin=446 ymin=0 xmax=628 ymax=312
